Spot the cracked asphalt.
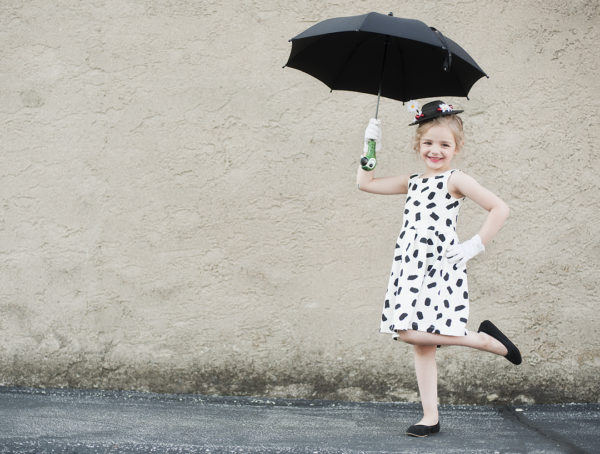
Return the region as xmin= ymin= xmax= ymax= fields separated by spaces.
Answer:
xmin=0 ymin=387 xmax=598 ymax=453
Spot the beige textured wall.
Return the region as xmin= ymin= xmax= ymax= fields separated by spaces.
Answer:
xmin=1 ymin=0 xmax=599 ymax=404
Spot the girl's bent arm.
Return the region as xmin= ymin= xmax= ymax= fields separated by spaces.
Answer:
xmin=356 ymin=165 xmax=410 ymax=195
xmin=449 ymin=171 xmax=510 ymax=245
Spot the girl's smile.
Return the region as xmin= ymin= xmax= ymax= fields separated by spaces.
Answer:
xmin=427 ymin=156 xmax=444 ymax=163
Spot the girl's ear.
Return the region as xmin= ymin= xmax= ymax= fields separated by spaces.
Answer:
xmin=456 ymin=138 xmax=464 ymax=153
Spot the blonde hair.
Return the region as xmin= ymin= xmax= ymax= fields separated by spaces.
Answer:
xmin=412 ymin=115 xmax=464 ymax=153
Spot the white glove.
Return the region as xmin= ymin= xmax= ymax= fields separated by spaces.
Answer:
xmin=363 ymin=118 xmax=382 ymax=154
xmin=446 ymin=234 xmax=485 ymax=267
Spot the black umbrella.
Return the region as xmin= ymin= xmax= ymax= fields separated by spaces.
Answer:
xmin=284 ymin=12 xmax=488 ymax=118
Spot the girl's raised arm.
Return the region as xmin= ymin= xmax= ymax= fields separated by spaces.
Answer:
xmin=357 ymin=168 xmax=410 ymax=195
xmin=356 ymin=118 xmax=410 ymax=195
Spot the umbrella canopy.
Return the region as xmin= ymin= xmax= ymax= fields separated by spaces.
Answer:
xmin=285 ymin=12 xmax=488 ymax=105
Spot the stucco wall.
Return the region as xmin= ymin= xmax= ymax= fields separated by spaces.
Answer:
xmin=1 ymin=0 xmax=599 ymax=404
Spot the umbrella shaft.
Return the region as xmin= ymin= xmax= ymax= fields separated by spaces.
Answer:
xmin=375 ymin=37 xmax=390 ymax=119
xmin=375 ymin=88 xmax=381 ymax=119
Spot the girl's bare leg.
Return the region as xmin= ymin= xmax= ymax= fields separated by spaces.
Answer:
xmin=413 ymin=345 xmax=439 ymax=426
xmin=397 ymin=329 xmax=508 ymax=356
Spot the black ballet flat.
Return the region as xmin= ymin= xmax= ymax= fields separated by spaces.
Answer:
xmin=406 ymin=422 xmax=440 ymax=437
xmin=478 ymin=320 xmax=522 ymax=365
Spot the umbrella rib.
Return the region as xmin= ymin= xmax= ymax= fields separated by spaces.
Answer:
xmin=391 ymin=38 xmax=407 ymax=102
xmin=450 ymin=66 xmax=470 ymax=98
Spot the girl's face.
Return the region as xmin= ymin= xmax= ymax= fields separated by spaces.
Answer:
xmin=418 ymin=124 xmax=459 ymax=173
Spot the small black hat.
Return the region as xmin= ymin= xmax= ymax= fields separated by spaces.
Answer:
xmin=408 ymin=100 xmax=463 ymax=126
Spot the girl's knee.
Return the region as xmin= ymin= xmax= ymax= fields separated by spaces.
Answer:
xmin=396 ymin=330 xmax=438 ymax=351
xmin=396 ymin=330 xmax=417 ymax=344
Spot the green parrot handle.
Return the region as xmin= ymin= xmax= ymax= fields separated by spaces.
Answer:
xmin=360 ymin=139 xmax=377 ymax=171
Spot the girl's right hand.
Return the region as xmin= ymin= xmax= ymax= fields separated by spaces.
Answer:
xmin=364 ymin=118 xmax=382 ymax=154
xmin=446 ymin=234 xmax=485 ymax=266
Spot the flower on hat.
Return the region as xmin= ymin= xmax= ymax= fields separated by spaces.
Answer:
xmin=407 ymin=100 xmax=421 ymax=114
xmin=407 ymin=100 xmax=423 ymax=120
xmin=438 ymin=103 xmax=454 ymax=113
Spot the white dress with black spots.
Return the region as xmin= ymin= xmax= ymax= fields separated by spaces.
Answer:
xmin=380 ymin=169 xmax=469 ymax=338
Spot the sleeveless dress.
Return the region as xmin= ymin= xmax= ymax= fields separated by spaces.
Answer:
xmin=380 ymin=169 xmax=469 ymax=338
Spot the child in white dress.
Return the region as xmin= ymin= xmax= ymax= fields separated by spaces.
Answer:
xmin=357 ymin=100 xmax=521 ymax=437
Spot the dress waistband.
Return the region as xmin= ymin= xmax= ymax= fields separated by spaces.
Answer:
xmin=406 ymin=223 xmax=457 ymax=235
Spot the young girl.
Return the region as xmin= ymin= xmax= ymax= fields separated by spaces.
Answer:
xmin=357 ymin=100 xmax=521 ymax=438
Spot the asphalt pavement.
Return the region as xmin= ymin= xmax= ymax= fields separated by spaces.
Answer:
xmin=0 ymin=386 xmax=598 ymax=453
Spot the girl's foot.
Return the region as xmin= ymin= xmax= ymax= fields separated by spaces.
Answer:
xmin=406 ymin=421 xmax=440 ymax=437
xmin=414 ymin=416 xmax=439 ymax=426
xmin=478 ymin=320 xmax=522 ymax=365
xmin=479 ymin=331 xmax=508 ymax=356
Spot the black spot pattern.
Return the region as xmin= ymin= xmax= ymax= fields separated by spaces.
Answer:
xmin=380 ymin=170 xmax=468 ymax=338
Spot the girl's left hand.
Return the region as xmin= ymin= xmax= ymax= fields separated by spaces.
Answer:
xmin=446 ymin=234 xmax=485 ymax=266
xmin=364 ymin=118 xmax=382 ymax=154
